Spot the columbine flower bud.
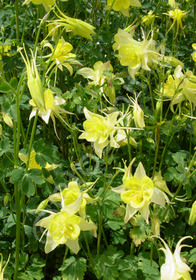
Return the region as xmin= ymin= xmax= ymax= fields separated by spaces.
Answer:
xmin=2 ymin=112 xmax=13 ymax=128
xmin=133 ymin=101 xmax=145 ymax=128
xmin=189 ymin=200 xmax=196 ymax=226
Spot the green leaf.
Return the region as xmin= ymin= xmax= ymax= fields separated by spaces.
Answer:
xmin=27 ymin=169 xmax=45 ymax=184
xmin=10 ymin=167 xmax=24 ymax=184
xmin=0 ymin=137 xmax=11 ymax=156
xmin=22 ymin=174 xmax=35 ymax=197
xmin=61 ymin=257 xmax=87 ymax=280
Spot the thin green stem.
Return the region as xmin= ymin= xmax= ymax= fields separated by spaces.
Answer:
xmin=15 ymin=0 xmax=20 ymax=41
xmin=13 ymin=83 xmax=22 ymax=280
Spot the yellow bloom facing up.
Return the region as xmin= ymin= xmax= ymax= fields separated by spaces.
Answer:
xmin=192 ymin=43 xmax=196 ymax=62
xmin=113 ymin=160 xmax=168 ymax=223
xmin=79 ymin=107 xmax=120 ymax=158
xmin=0 ymin=39 xmax=13 ymax=60
xmin=106 ymin=0 xmax=141 ymax=17
xmin=36 ymin=190 xmax=97 ymax=254
xmin=77 ymin=61 xmax=124 ymax=104
xmin=162 ymin=65 xmax=196 ymax=111
xmin=158 ymin=236 xmax=193 ymax=280
xmin=0 ymin=253 xmax=10 ymax=280
xmin=48 ymin=181 xmax=98 ymax=218
xmin=113 ymin=28 xmax=160 ymax=79
xmin=23 ymin=0 xmax=55 ymax=11
xmin=43 ymin=38 xmax=81 ymax=76
xmin=165 ymin=8 xmax=187 ymax=37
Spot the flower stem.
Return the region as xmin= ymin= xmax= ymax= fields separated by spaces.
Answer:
xmin=15 ymin=0 xmax=20 ymax=41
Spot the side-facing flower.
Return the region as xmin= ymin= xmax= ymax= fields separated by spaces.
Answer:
xmin=79 ymin=107 xmax=120 ymax=158
xmin=48 ymin=181 xmax=98 ymax=218
xmin=113 ymin=28 xmax=160 ymax=79
xmin=48 ymin=8 xmax=96 ymax=40
xmin=19 ymin=47 xmax=70 ymax=133
xmin=36 ymin=192 xmax=97 ymax=254
xmin=162 ymin=65 xmax=196 ymax=111
xmin=158 ymin=236 xmax=193 ymax=280
xmin=43 ymin=38 xmax=81 ymax=76
xmin=0 ymin=253 xmax=10 ymax=280
xmin=113 ymin=160 xmax=168 ymax=223
xmin=23 ymin=0 xmax=55 ymax=11
xmin=106 ymin=0 xmax=141 ymax=17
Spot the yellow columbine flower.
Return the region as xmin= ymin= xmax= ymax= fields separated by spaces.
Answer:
xmin=141 ymin=10 xmax=156 ymax=26
xmin=48 ymin=181 xmax=98 ymax=218
xmin=0 ymin=253 xmax=10 ymax=280
xmin=158 ymin=236 xmax=193 ymax=280
xmin=113 ymin=160 xmax=168 ymax=223
xmin=36 ymin=190 xmax=97 ymax=254
xmin=19 ymin=48 xmax=45 ymax=110
xmin=192 ymin=43 xmax=196 ymax=62
xmin=0 ymin=39 xmax=13 ymax=60
xmin=165 ymin=8 xmax=187 ymax=37
xmin=113 ymin=28 xmax=159 ymax=79
xmin=106 ymin=0 xmax=141 ymax=17
xmin=79 ymin=107 xmax=120 ymax=158
xmin=43 ymin=38 xmax=80 ymax=75
xmin=162 ymin=65 xmax=196 ymax=111
xmin=19 ymin=47 xmax=70 ymax=131
xmin=23 ymin=0 xmax=55 ymax=11
xmin=77 ymin=61 xmax=124 ymax=104
xmin=49 ymin=8 xmax=96 ymax=40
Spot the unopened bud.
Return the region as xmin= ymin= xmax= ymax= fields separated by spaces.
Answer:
xmin=2 ymin=112 xmax=13 ymax=128
xmin=189 ymin=201 xmax=196 ymax=226
xmin=36 ymin=198 xmax=49 ymax=213
xmin=152 ymin=214 xmax=160 ymax=236
xmin=133 ymin=102 xmax=145 ymax=128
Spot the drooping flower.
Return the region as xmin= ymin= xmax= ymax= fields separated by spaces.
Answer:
xmin=112 ymin=160 xmax=168 ymax=223
xmin=0 ymin=253 xmax=10 ymax=280
xmin=113 ymin=28 xmax=160 ymax=79
xmin=43 ymin=38 xmax=81 ymax=76
xmin=165 ymin=8 xmax=187 ymax=37
xmin=79 ymin=107 xmax=121 ymax=158
xmin=77 ymin=61 xmax=124 ymax=103
xmin=19 ymin=47 xmax=70 ymax=133
xmin=158 ymin=236 xmax=193 ymax=280
xmin=162 ymin=65 xmax=196 ymax=111
xmin=22 ymin=0 xmax=55 ymax=11
xmin=36 ymin=190 xmax=97 ymax=254
xmin=106 ymin=0 xmax=141 ymax=17
xmin=48 ymin=181 xmax=98 ymax=218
